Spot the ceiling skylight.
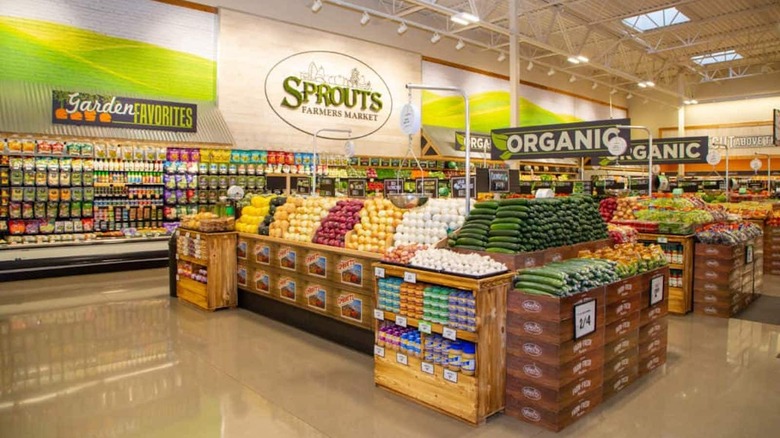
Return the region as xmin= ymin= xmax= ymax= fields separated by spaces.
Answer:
xmin=691 ymin=49 xmax=743 ymax=66
xmin=622 ymin=7 xmax=690 ymax=32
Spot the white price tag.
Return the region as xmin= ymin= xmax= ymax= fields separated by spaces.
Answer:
xmin=396 ymin=352 xmax=408 ymax=366
xmin=421 ymin=362 xmax=434 ymax=375
xmin=746 ymin=245 xmax=754 ymax=264
xmin=374 ymin=267 xmax=385 ymax=278
xmin=573 ymin=299 xmax=597 ymax=340
xmin=650 ymin=275 xmax=664 ymax=306
xmin=373 ymin=309 xmax=385 ymax=320
xmin=657 ymin=237 xmax=668 ymax=244
xmin=443 ymin=369 xmax=459 ymax=383
xmin=395 ymin=315 xmax=408 ymax=327
xmin=374 ymin=345 xmax=385 ymax=357
xmin=404 ymin=272 xmax=417 ymax=283
xmin=418 ymin=321 xmax=432 ymax=334
xmin=442 ymin=327 xmax=457 ymax=341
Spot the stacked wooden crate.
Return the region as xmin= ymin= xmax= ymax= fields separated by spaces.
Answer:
xmin=694 ymin=237 xmax=762 ymax=318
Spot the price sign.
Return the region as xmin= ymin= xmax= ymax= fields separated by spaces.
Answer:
xmin=318 ymin=177 xmax=335 ymax=197
xmin=650 ymin=275 xmax=665 ymax=306
xmin=374 ymin=345 xmax=385 ymax=357
xmin=404 ymin=272 xmax=417 ymax=283
xmin=421 ymin=362 xmax=434 ymax=375
xmin=395 ymin=315 xmax=408 ymax=327
xmin=295 ymin=177 xmax=311 ymax=194
xmin=657 ymin=237 xmax=668 ymax=244
xmin=418 ymin=321 xmax=432 ymax=334
xmin=573 ymin=299 xmax=597 ymax=340
xmin=488 ymin=169 xmax=509 ymax=193
xmin=374 ymin=267 xmax=385 ymax=278
xmin=746 ymin=245 xmax=754 ymax=264
xmin=383 ymin=179 xmax=403 ymax=194
xmin=450 ymin=176 xmax=476 ymax=198
xmin=396 ymin=352 xmax=408 ymax=366
xmin=443 ymin=369 xmax=458 ymax=383
xmin=415 ymin=178 xmax=439 ymax=197
xmin=442 ymin=327 xmax=457 ymax=341
xmin=348 ymin=178 xmax=366 ymax=197
xmin=517 ymin=181 xmax=534 ymax=195
xmin=373 ymin=309 xmax=385 ymax=320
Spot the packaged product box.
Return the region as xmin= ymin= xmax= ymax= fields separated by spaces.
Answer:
xmin=508 ymin=286 xmax=604 ymax=323
xmin=693 ymin=289 xmax=741 ymax=307
xmin=505 ymin=369 xmax=603 ymax=412
xmin=505 ymin=390 xmax=603 ymax=432
xmin=693 ymin=267 xmax=741 ymax=285
xmin=694 ymin=256 xmax=743 ymax=274
xmin=507 ymin=310 xmax=606 ymax=345
xmin=695 ymin=243 xmax=744 ymax=260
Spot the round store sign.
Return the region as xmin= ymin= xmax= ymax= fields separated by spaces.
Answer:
xmin=607 ymin=137 xmax=628 ymax=156
xmin=264 ymin=51 xmax=393 ymax=139
xmin=399 ymin=103 xmax=420 ymax=135
xmin=750 ymin=158 xmax=762 ymax=171
xmin=706 ymin=150 xmax=722 ymax=166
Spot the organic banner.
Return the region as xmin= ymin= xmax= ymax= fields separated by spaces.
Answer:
xmin=52 ymin=91 xmax=197 ymax=132
xmin=454 ymin=132 xmax=492 ymax=154
xmin=599 ymin=136 xmax=710 ymax=165
xmin=491 ymin=118 xmax=631 ymax=160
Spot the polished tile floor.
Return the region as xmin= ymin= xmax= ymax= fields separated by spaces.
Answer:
xmin=1 ymin=269 xmax=779 ymax=437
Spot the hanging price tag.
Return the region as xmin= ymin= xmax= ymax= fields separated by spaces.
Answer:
xmin=421 ymin=362 xmax=434 ymax=375
xmin=395 ymin=315 xmax=408 ymax=327
xmin=745 ymin=245 xmax=754 ymax=264
xmin=396 ymin=352 xmax=408 ymax=366
xmin=443 ymin=369 xmax=459 ymax=383
xmin=573 ymin=299 xmax=597 ymax=340
xmin=650 ymin=275 xmax=664 ymax=306
xmin=374 ymin=267 xmax=385 ymax=278
xmin=442 ymin=327 xmax=457 ymax=341
xmin=373 ymin=309 xmax=385 ymax=320
xmin=418 ymin=321 xmax=432 ymax=334
xmin=404 ymin=272 xmax=417 ymax=283
xmin=657 ymin=237 xmax=668 ymax=244
xmin=374 ymin=345 xmax=385 ymax=357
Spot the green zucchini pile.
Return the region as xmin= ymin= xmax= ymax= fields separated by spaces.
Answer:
xmin=514 ymin=258 xmax=620 ymax=296
xmin=449 ymin=196 xmax=608 ymax=254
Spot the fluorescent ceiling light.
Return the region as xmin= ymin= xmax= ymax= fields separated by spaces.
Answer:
xmin=569 ymin=75 xmax=577 ymax=83
xmin=684 ymin=99 xmax=698 ymax=105
xmin=497 ymin=52 xmax=506 ymax=62
xmin=455 ymin=39 xmax=465 ymax=50
xmin=527 ymin=61 xmax=534 ymax=71
xmin=638 ymin=80 xmax=655 ymax=88
xmin=451 ymin=12 xmax=479 ymax=25
xmin=430 ymin=32 xmax=441 ymax=43
xmin=311 ymin=0 xmax=322 ymax=13
xmin=691 ymin=49 xmax=743 ymax=66
xmin=547 ymin=68 xmax=555 ymax=76
xmin=576 ymin=55 xmax=589 ymax=63
xmin=397 ymin=21 xmax=408 ymax=34
xmin=360 ymin=11 xmax=370 ymax=25
xmin=622 ymin=7 xmax=690 ymax=32
xmin=638 ymin=82 xmax=647 ymax=88
xmin=567 ymin=56 xmax=581 ymax=64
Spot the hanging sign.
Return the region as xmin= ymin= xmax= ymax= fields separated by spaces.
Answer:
xmin=318 ymin=177 xmax=336 ymax=196
xmin=491 ymin=118 xmax=631 ymax=160
xmin=489 ymin=169 xmax=510 ymax=192
xmin=383 ymin=179 xmax=403 ymax=194
xmin=295 ymin=176 xmax=311 ymax=194
xmin=601 ymin=136 xmax=710 ymax=165
xmin=415 ymin=178 xmax=439 ymax=197
xmin=750 ymin=158 xmax=762 ymax=171
xmin=706 ymin=150 xmax=722 ymax=166
xmin=450 ymin=176 xmax=476 ymax=198
xmin=52 ymin=91 xmax=197 ymax=132
xmin=400 ymin=103 xmax=421 ymax=135
xmin=455 ymin=132 xmax=492 ymax=153
xmin=348 ymin=178 xmax=366 ymax=197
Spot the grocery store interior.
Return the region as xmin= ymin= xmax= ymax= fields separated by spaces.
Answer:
xmin=1 ymin=0 xmax=780 ymax=437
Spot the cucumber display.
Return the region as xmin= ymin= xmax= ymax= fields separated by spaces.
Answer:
xmin=513 ymin=258 xmax=620 ymax=296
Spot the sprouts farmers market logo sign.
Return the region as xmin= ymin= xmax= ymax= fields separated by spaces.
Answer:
xmin=264 ymin=51 xmax=392 ymax=139
xmin=51 ymin=91 xmax=197 ymax=132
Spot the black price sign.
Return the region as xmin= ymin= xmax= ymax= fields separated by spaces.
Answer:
xmin=384 ymin=179 xmax=403 ymax=194
xmin=319 ymin=177 xmax=335 ymax=197
xmin=390 ymin=158 xmax=401 ymax=167
xmin=369 ymin=157 xmax=380 ymax=166
xmin=415 ymin=178 xmax=439 ymax=197
xmin=380 ymin=158 xmax=390 ymax=167
xmin=517 ymin=181 xmax=533 ymax=195
xmin=555 ymin=181 xmax=573 ymax=194
xmin=348 ymin=179 xmax=366 ymax=197
xmin=450 ymin=176 xmax=476 ymax=198
xmin=489 ymin=169 xmax=510 ymax=193
xmin=678 ymin=181 xmax=699 ymax=193
xmin=359 ymin=157 xmax=370 ymax=166
xmin=295 ymin=177 xmax=311 ymax=194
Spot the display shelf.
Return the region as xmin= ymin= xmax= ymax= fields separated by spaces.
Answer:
xmin=377 ymin=310 xmax=478 ymax=343
xmin=668 ymin=263 xmax=684 ymax=270
xmin=175 ymin=230 xmax=237 ymax=311
xmin=637 ymin=233 xmax=693 ymax=315
xmin=177 ymin=253 xmax=207 ymax=266
xmin=373 ymin=263 xmax=513 ymax=425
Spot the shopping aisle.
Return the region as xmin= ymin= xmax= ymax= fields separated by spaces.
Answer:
xmin=1 ymin=270 xmax=779 ymax=438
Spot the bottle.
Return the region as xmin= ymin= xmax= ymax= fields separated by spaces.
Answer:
xmin=447 ymin=341 xmax=462 ymax=372
xmin=461 ymin=342 xmax=476 ymax=376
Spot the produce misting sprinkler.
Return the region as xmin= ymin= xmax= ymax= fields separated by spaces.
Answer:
xmin=312 ymin=128 xmax=352 ymax=197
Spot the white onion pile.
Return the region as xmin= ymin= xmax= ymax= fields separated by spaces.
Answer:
xmin=409 ymin=248 xmax=507 ymax=276
xmin=393 ymin=199 xmax=470 ymax=246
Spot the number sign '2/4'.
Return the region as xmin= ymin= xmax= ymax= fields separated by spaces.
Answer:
xmin=573 ymin=299 xmax=597 ymax=340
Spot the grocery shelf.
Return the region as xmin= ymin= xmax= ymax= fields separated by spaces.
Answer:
xmin=177 ymin=253 xmax=208 ymax=266
xmin=669 ymin=263 xmax=684 ymax=270
xmin=377 ymin=310 xmax=478 ymax=342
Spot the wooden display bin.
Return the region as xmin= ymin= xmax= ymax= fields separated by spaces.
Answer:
xmin=637 ymin=234 xmax=693 ymax=315
xmin=451 ymin=239 xmax=612 ymax=271
xmin=176 ymin=230 xmax=237 ymax=311
xmin=372 ymin=264 xmax=514 ymax=425
xmin=693 ymin=238 xmax=762 ymax=318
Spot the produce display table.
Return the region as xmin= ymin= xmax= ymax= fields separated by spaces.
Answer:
xmin=450 ymin=239 xmax=612 ymax=271
xmin=637 ymin=233 xmax=693 ymax=314
xmin=372 ymin=263 xmax=514 ymax=425
xmin=175 ymin=230 xmax=237 ymax=311
xmin=764 ymin=223 xmax=780 ymax=275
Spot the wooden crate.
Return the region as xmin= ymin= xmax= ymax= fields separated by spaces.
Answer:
xmin=506 ymin=389 xmax=603 ymax=432
xmin=176 ymin=230 xmax=237 ymax=311
xmin=505 ymin=369 xmax=603 ymax=412
xmin=372 ymin=264 xmax=514 ymax=425
xmin=693 ymin=238 xmax=762 ymax=318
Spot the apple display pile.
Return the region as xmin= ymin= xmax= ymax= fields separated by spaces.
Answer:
xmin=409 ymin=248 xmax=507 ymax=276
xmin=393 ymin=198 xmax=469 ymax=246
xmin=285 ymin=197 xmax=338 ymax=242
xmin=346 ymin=198 xmax=402 ymax=254
xmin=313 ymin=199 xmax=364 ymax=247
xmin=268 ymin=197 xmax=303 ymax=238
xmin=612 ymin=197 xmax=640 ymax=220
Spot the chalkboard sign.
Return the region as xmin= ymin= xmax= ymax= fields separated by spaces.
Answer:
xmin=319 ymin=177 xmax=335 ymax=197
xmin=390 ymin=159 xmax=401 ymax=167
xmin=678 ymin=181 xmax=699 ymax=193
xmin=348 ymin=179 xmax=366 ymax=197
xmin=594 ymin=179 xmax=625 ymax=195
xmin=380 ymin=158 xmax=390 ymax=167
xmin=517 ymin=181 xmax=533 ymax=195
xmin=295 ymin=176 xmax=311 ymax=194
xmin=359 ymin=157 xmax=370 ymax=166
xmin=701 ymin=180 xmax=723 ymax=190
xmin=384 ymin=179 xmax=403 ymax=194
xmin=555 ymin=181 xmax=573 ymax=194
xmin=489 ymin=169 xmax=510 ymax=192
xmin=450 ymin=176 xmax=476 ymax=198
xmin=369 ymin=157 xmax=380 ymax=166
xmin=415 ymin=178 xmax=439 ymax=197
xmin=476 ymin=168 xmax=490 ymax=193
xmin=349 ymin=157 xmax=359 ymax=166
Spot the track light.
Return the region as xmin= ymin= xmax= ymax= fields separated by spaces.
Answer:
xmin=451 ymin=12 xmax=479 ymax=25
xmin=397 ymin=21 xmax=408 ymax=34
xmin=360 ymin=11 xmax=370 ymax=25
xmin=430 ymin=32 xmax=441 ymax=43
xmin=626 ymin=93 xmax=633 ymax=99
xmin=576 ymin=55 xmax=589 ymax=63
xmin=498 ymin=52 xmax=506 ymax=62
xmin=567 ymin=56 xmax=580 ymax=64
xmin=547 ymin=68 xmax=555 ymax=76
xmin=610 ymin=89 xmax=618 ymax=95
xmin=311 ymin=0 xmax=322 ymax=13
xmin=527 ymin=61 xmax=534 ymax=71
xmin=684 ymin=99 xmax=698 ymax=105
xmin=638 ymin=80 xmax=656 ymax=88
xmin=591 ymin=82 xmax=598 ymax=90
xmin=569 ymin=75 xmax=577 ymax=83
xmin=455 ymin=39 xmax=465 ymax=50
